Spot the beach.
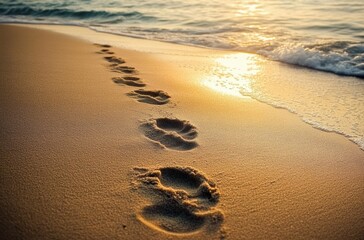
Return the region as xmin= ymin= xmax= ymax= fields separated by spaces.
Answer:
xmin=0 ymin=24 xmax=363 ymax=239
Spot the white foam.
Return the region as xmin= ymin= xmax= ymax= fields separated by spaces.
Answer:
xmin=258 ymin=42 xmax=364 ymax=77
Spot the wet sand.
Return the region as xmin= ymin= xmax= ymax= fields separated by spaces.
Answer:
xmin=0 ymin=24 xmax=363 ymax=239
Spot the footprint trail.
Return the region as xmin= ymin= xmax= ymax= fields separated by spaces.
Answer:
xmin=93 ymin=43 xmax=222 ymax=236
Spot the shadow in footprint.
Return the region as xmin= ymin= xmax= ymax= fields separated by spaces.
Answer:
xmin=139 ymin=167 xmax=220 ymax=204
xmin=94 ymin=43 xmax=114 ymax=54
xmin=133 ymin=166 xmax=224 ymax=236
xmin=113 ymin=77 xmax=146 ymax=87
xmin=94 ymin=43 xmax=111 ymax=48
xmin=112 ymin=66 xmax=137 ymax=74
xmin=155 ymin=118 xmax=197 ymax=140
xmin=159 ymin=167 xmax=203 ymax=193
xmin=97 ymin=49 xmax=114 ymax=54
xmin=139 ymin=202 xmax=206 ymax=234
xmin=128 ymin=89 xmax=170 ymax=105
xmin=140 ymin=118 xmax=198 ymax=151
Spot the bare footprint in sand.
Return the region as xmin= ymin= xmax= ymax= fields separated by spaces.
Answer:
xmin=94 ymin=43 xmax=111 ymax=48
xmin=128 ymin=89 xmax=171 ymax=105
xmin=96 ymin=48 xmax=114 ymax=54
xmin=112 ymin=65 xmax=137 ymax=74
xmin=140 ymin=118 xmax=198 ymax=151
xmin=112 ymin=77 xmax=146 ymax=87
xmin=133 ymin=166 xmax=224 ymax=235
xmin=104 ymin=56 xmax=125 ymax=65
xmin=94 ymin=44 xmax=114 ymax=54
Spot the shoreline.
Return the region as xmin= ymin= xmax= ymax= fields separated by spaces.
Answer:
xmin=1 ymin=20 xmax=364 ymax=79
xmin=9 ymin=23 xmax=364 ymax=152
xmin=1 ymin=24 xmax=363 ymax=239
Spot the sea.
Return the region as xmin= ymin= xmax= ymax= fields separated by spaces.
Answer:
xmin=1 ymin=0 xmax=363 ymax=150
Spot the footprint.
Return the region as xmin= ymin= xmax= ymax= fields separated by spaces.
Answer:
xmin=133 ymin=166 xmax=224 ymax=235
xmin=112 ymin=66 xmax=137 ymax=74
xmin=140 ymin=118 xmax=198 ymax=151
xmin=127 ymin=89 xmax=171 ymax=105
xmin=94 ymin=43 xmax=111 ymax=48
xmin=112 ymin=77 xmax=146 ymax=87
xmin=94 ymin=43 xmax=114 ymax=54
xmin=96 ymin=48 xmax=114 ymax=54
xmin=104 ymin=56 xmax=125 ymax=65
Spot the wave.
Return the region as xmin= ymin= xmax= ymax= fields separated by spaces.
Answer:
xmin=0 ymin=6 xmax=152 ymax=21
xmin=256 ymin=41 xmax=364 ymax=78
xmin=1 ymin=3 xmax=363 ymax=79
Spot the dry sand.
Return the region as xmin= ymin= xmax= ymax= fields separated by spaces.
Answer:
xmin=0 ymin=24 xmax=363 ymax=239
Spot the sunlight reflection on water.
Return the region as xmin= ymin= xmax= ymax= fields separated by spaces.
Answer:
xmin=203 ymin=53 xmax=261 ymax=98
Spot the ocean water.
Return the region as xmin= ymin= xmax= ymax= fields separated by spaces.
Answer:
xmin=1 ymin=0 xmax=364 ymax=77
xmin=1 ymin=0 xmax=363 ymax=150
xmin=198 ymin=51 xmax=364 ymax=150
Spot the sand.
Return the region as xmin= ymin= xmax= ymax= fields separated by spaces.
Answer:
xmin=0 ymin=24 xmax=363 ymax=239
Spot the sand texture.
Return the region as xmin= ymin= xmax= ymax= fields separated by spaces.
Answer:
xmin=0 ymin=25 xmax=364 ymax=240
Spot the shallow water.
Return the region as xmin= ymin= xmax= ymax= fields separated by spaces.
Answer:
xmin=201 ymin=53 xmax=364 ymax=150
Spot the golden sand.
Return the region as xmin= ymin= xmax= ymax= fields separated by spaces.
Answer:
xmin=0 ymin=25 xmax=363 ymax=239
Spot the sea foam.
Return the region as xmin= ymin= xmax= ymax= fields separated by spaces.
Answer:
xmin=258 ymin=42 xmax=364 ymax=78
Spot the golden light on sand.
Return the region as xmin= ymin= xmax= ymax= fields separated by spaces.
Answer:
xmin=203 ymin=53 xmax=260 ymax=98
